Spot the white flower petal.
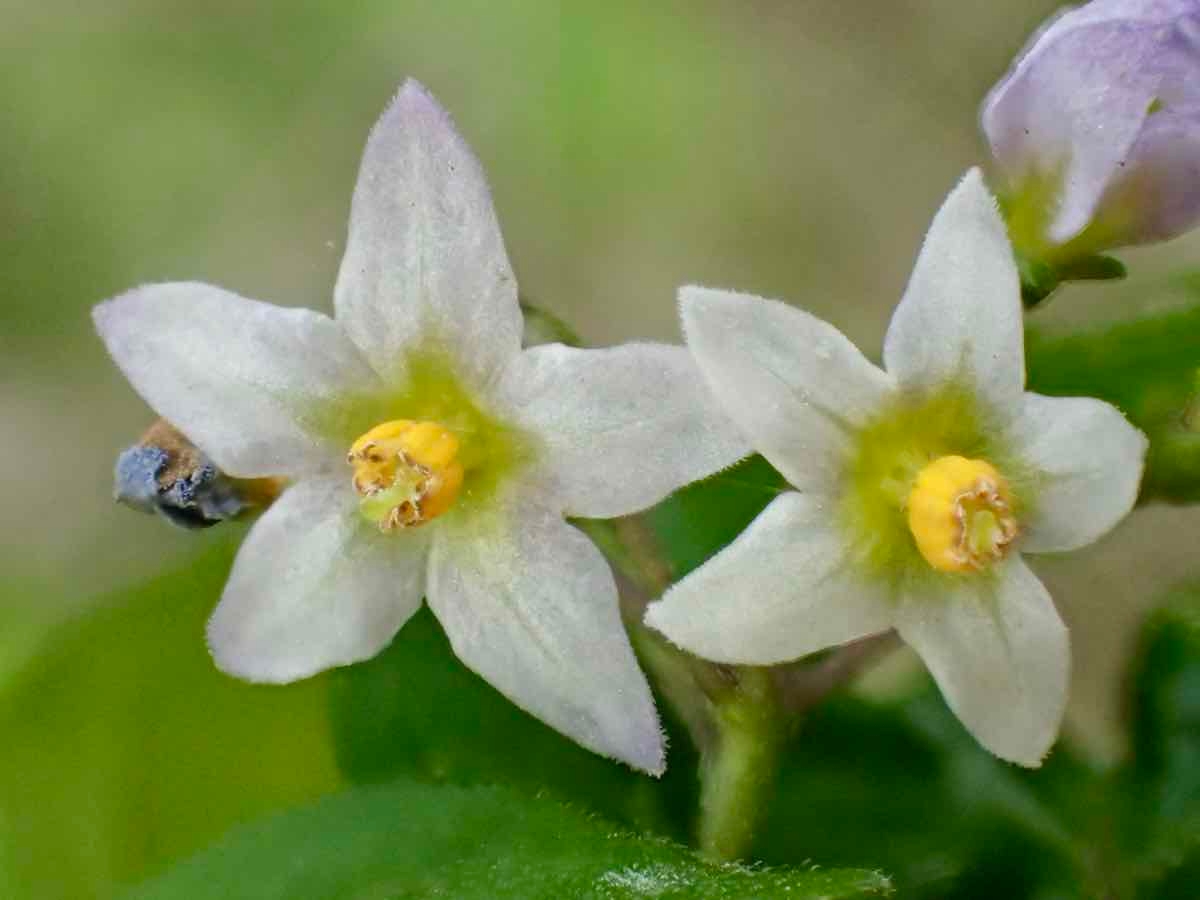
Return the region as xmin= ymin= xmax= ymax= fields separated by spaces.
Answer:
xmin=333 ymin=80 xmax=521 ymax=385
xmin=207 ymin=476 xmax=428 ymax=683
xmin=427 ymin=495 xmax=663 ymax=774
xmin=882 ymin=169 xmax=1025 ymax=418
xmin=493 ymin=342 xmax=749 ymax=519
xmin=895 ymin=557 xmax=1068 ymax=767
xmin=680 ymin=286 xmax=893 ymax=492
xmin=94 ymin=282 xmax=379 ymax=478
xmin=1010 ymin=392 xmax=1147 ymax=553
xmin=645 ymin=492 xmax=894 ymax=665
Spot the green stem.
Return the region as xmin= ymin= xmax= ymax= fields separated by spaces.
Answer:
xmin=579 ymin=515 xmax=892 ymax=862
xmin=698 ymin=666 xmax=787 ymax=862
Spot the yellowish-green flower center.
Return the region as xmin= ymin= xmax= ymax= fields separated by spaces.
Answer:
xmin=299 ymin=349 xmax=531 ymax=527
xmin=838 ymin=385 xmax=1031 ymax=585
xmin=906 ymin=455 xmax=1018 ymax=573
xmin=347 ymin=419 xmax=464 ymax=531
xmin=1001 ymin=162 xmax=1131 ymax=263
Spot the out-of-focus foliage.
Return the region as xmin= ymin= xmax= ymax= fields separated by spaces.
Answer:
xmin=1026 ymin=287 xmax=1200 ymax=504
xmin=329 ymin=606 xmax=696 ymax=842
xmin=122 ymin=778 xmax=893 ymax=900
xmin=0 ymin=537 xmax=340 ymax=899
xmin=1121 ymin=583 xmax=1200 ymax=891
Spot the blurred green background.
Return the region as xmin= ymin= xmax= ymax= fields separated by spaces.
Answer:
xmin=2 ymin=1 xmax=1199 ymax=897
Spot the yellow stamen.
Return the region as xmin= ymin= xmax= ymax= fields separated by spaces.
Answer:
xmin=907 ymin=455 xmax=1018 ymax=573
xmin=347 ymin=420 xmax=464 ymax=531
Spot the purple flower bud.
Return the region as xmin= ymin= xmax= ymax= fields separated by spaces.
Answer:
xmin=983 ymin=0 xmax=1200 ymax=253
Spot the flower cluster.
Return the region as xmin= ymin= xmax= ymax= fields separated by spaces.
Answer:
xmin=96 ymin=82 xmax=746 ymax=774
xmin=96 ymin=0 xmax=1183 ymax=777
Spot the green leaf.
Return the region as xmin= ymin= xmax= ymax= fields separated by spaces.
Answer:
xmin=1119 ymin=582 xmax=1200 ymax=887
xmin=752 ymin=692 xmax=1088 ymax=898
xmin=329 ymin=606 xmax=693 ymax=839
xmin=123 ymin=778 xmax=892 ymax=900
xmin=1017 ymin=252 xmax=1128 ymax=309
xmin=0 ymin=536 xmax=340 ymax=899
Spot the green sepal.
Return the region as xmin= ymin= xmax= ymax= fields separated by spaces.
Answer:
xmin=520 ymin=298 xmax=583 ymax=348
xmin=1018 ymin=250 xmax=1127 ymax=308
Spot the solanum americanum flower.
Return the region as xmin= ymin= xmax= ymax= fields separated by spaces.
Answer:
xmin=646 ymin=170 xmax=1148 ymax=766
xmin=94 ymin=81 xmax=747 ymax=774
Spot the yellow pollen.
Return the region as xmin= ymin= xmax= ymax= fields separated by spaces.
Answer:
xmin=906 ymin=455 xmax=1018 ymax=574
xmin=346 ymin=420 xmax=464 ymax=532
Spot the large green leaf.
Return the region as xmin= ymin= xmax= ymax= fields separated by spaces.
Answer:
xmin=123 ymin=778 xmax=892 ymax=900
xmin=329 ymin=606 xmax=697 ymax=839
xmin=0 ymin=536 xmax=340 ymax=899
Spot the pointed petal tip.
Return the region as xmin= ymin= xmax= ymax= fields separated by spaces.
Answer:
xmin=204 ymin=602 xmax=296 ymax=686
xmin=641 ymin=732 xmax=668 ymax=779
xmin=393 ymin=78 xmax=444 ymax=116
xmin=615 ymin=715 xmax=668 ymax=777
xmin=370 ymin=79 xmax=461 ymax=152
xmin=91 ymin=298 xmax=119 ymax=342
xmin=948 ymin=165 xmax=1004 ymax=222
xmin=91 ymin=283 xmax=158 ymax=338
xmin=204 ymin=610 xmax=270 ymax=685
xmin=677 ymin=285 xmax=762 ymax=343
xmin=642 ymin=593 xmax=692 ymax=652
xmin=959 ymin=165 xmax=985 ymax=189
xmin=204 ymin=604 xmax=323 ymax=687
xmin=677 ymin=283 xmax=746 ymax=310
xmin=383 ymin=79 xmax=471 ymax=149
xmin=993 ymin=731 xmax=1053 ymax=769
xmin=642 ymin=601 xmax=665 ymax=637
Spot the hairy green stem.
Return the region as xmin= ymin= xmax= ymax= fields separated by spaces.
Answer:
xmin=697 ymin=666 xmax=787 ymax=861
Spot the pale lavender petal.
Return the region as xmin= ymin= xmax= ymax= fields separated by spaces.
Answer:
xmin=492 ymin=341 xmax=749 ymax=520
xmin=94 ymin=283 xmax=381 ymax=479
xmin=645 ymin=492 xmax=894 ymax=665
xmin=681 ymin=286 xmax=894 ymax=494
xmin=334 ymin=80 xmax=522 ymax=386
xmin=896 ymin=557 xmax=1069 ymax=767
xmin=1009 ymin=392 xmax=1147 ymax=553
xmin=1098 ymin=101 xmax=1200 ymax=242
xmin=882 ymin=170 xmax=1025 ymax=419
xmin=207 ymin=475 xmax=429 ymax=683
xmin=427 ymin=491 xmax=664 ymax=774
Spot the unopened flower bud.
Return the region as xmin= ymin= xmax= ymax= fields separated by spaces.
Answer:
xmin=983 ymin=0 xmax=1200 ymax=261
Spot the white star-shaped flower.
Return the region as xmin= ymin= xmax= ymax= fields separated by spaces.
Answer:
xmin=645 ymin=169 xmax=1148 ymax=766
xmin=93 ymin=80 xmax=747 ymax=774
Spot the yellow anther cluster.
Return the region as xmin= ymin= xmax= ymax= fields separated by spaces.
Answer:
xmin=907 ymin=455 xmax=1018 ymax=574
xmin=346 ymin=420 xmax=464 ymax=531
